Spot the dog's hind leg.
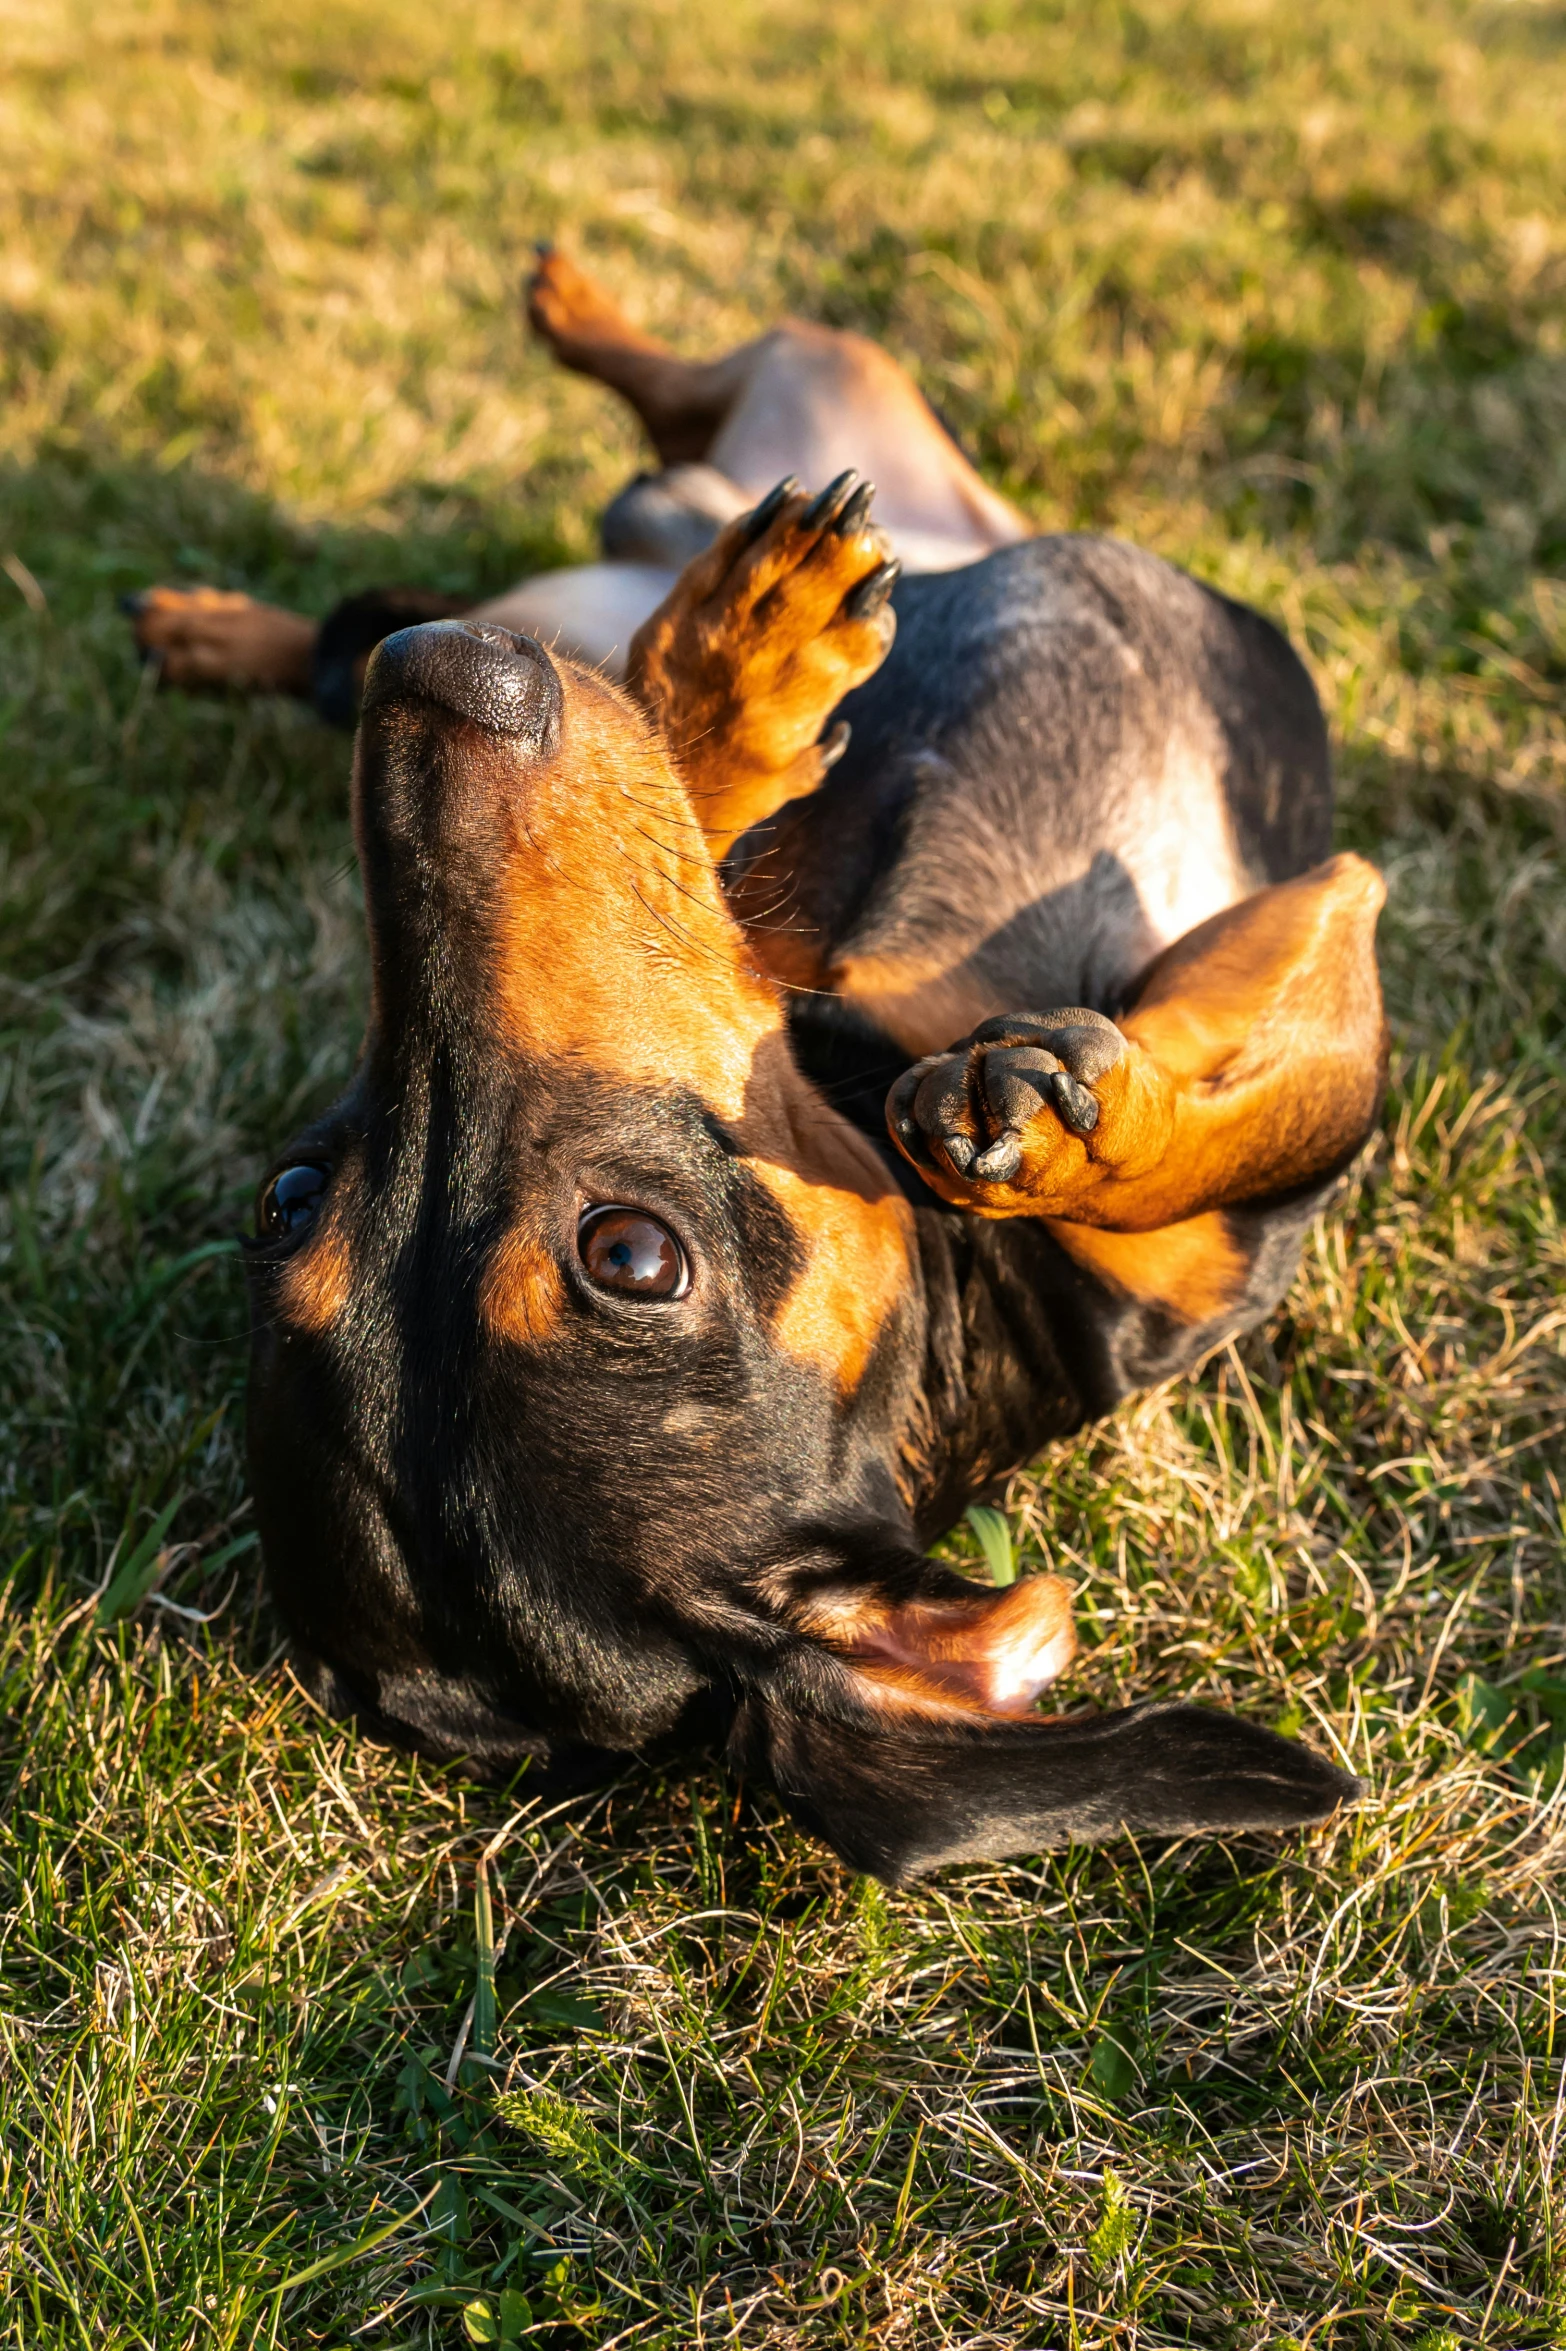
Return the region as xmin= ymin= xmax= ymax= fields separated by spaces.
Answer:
xmin=528 ymin=244 xmax=762 ymax=468
xmin=124 ymin=587 xmax=319 ymax=696
xmin=528 ymin=246 xmax=1029 ymax=564
xmin=125 ymin=585 xmax=475 ymax=719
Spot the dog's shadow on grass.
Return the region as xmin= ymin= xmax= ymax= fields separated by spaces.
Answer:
xmin=0 ymin=442 xmax=576 ymax=633
xmin=0 ymin=440 xmax=598 ymax=988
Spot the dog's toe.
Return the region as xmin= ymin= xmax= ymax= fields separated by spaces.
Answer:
xmin=1051 ymin=1071 xmax=1101 ymax=1132
xmin=972 ymin=1007 xmax=1126 ymax=1085
xmin=833 ymin=480 xmax=876 ymax=537
xmin=844 ymin=559 xmax=902 ymax=619
xmin=740 ymin=476 xmax=799 ymax=543
xmin=802 ymin=469 xmax=861 ymax=530
xmin=969 ymin=1132 xmax=1022 ymax=1183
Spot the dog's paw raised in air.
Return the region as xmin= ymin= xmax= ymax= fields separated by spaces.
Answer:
xmin=121 ymin=586 xmax=316 ymax=695
xmin=886 ymin=1008 xmax=1176 ymax=1220
xmin=525 ymin=242 xmax=643 ymax=367
xmin=627 ymin=468 xmax=901 ymax=851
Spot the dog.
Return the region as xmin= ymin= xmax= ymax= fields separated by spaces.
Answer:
xmin=129 ymin=251 xmax=1385 ymax=1882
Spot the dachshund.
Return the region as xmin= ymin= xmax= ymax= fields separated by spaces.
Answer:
xmin=129 ymin=251 xmax=1383 ymax=1882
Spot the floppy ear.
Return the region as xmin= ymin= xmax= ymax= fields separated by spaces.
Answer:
xmin=729 ymin=1679 xmax=1360 ymax=1884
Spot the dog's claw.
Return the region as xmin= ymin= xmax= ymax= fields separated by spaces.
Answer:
xmin=833 ymin=480 xmax=876 ymax=537
xmin=744 ymin=475 xmax=799 ymax=541
xmin=818 ymin=718 xmax=852 ymax=770
xmin=888 ymin=1005 xmax=1131 ymax=1202
xmin=845 ymin=559 xmax=902 ymax=620
xmin=1052 ymin=1072 xmax=1100 ymax=1133
xmin=803 ymin=469 xmax=860 ymax=529
xmin=971 ymin=1131 xmax=1024 ymax=1184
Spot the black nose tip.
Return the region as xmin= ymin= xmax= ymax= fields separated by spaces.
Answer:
xmin=361 ymin=620 xmax=562 ymax=747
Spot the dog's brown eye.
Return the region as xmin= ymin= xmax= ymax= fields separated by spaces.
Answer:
xmin=258 ymin=1163 xmax=328 ymax=1239
xmin=579 ymin=1207 xmax=687 ymax=1299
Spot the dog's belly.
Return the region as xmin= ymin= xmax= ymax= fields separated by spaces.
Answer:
xmin=472 ymin=563 xmax=678 ymax=677
xmin=827 ymin=736 xmax=1247 ymax=1056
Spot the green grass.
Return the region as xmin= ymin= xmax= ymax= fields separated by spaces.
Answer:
xmin=3 ymin=0 xmax=1565 ymax=2341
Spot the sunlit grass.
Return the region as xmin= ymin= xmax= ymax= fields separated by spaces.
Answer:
xmin=2 ymin=0 xmax=1564 ymax=2342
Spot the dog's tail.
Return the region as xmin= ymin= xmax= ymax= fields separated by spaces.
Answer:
xmin=729 ymin=1679 xmax=1360 ymax=1885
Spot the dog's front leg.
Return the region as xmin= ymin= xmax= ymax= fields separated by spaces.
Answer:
xmin=624 ymin=470 xmax=900 ymax=862
xmin=885 ymin=854 xmax=1387 ymax=1339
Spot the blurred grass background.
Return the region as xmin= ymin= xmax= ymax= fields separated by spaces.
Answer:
xmin=2 ymin=0 xmax=1565 ymax=2343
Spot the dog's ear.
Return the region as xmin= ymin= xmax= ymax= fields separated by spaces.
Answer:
xmin=729 ymin=1675 xmax=1360 ymax=1884
xmin=800 ymin=1569 xmax=1079 ymax=1715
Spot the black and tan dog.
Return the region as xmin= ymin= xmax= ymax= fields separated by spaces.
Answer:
xmin=130 ymin=253 xmax=1385 ymax=1882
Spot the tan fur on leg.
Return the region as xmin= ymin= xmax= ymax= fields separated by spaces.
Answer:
xmin=626 ymin=473 xmax=900 ymax=860
xmin=889 ymin=855 xmax=1388 ymax=1231
xmin=127 ymin=587 xmax=317 ymax=695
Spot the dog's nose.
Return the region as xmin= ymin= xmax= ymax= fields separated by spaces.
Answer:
xmin=361 ymin=620 xmax=562 ymax=749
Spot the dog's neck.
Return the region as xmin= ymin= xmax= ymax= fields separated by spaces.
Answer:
xmin=777 ymin=992 xmax=1124 ymax=1540
xmin=892 ymin=1205 xmax=1101 ymax=1542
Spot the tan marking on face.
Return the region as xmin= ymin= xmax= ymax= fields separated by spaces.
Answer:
xmin=277 ymin=1230 xmax=353 ymax=1333
xmin=480 ymin=1227 xmax=567 ymax=1346
xmin=485 ymin=673 xmax=783 ymax=1120
xmin=1047 ymin=1212 xmax=1247 ymax=1324
xmin=469 ymin=667 xmax=913 ymax=1392
xmin=733 ymin=1033 xmax=917 ymax=1392
xmin=808 ymin=1572 xmax=1077 ymax=1718
xmin=750 ymin=1154 xmax=913 ymax=1391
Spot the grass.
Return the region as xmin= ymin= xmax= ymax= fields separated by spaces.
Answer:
xmin=2 ymin=0 xmax=1565 ymax=2341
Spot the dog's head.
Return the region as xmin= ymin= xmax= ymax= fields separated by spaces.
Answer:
xmin=245 ymin=620 xmax=1358 ymax=1877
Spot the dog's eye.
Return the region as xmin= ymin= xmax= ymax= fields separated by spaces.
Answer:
xmin=579 ymin=1207 xmax=687 ymax=1299
xmin=258 ymin=1163 xmax=329 ymax=1239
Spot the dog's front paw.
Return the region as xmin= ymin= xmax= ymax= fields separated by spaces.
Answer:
xmin=701 ymin=467 xmax=902 ymax=710
xmin=626 ymin=469 xmax=900 ymax=841
xmin=886 ymin=1009 xmax=1175 ymax=1218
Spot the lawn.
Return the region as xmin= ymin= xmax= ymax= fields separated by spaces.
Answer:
xmin=3 ymin=0 xmax=1565 ymax=2342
